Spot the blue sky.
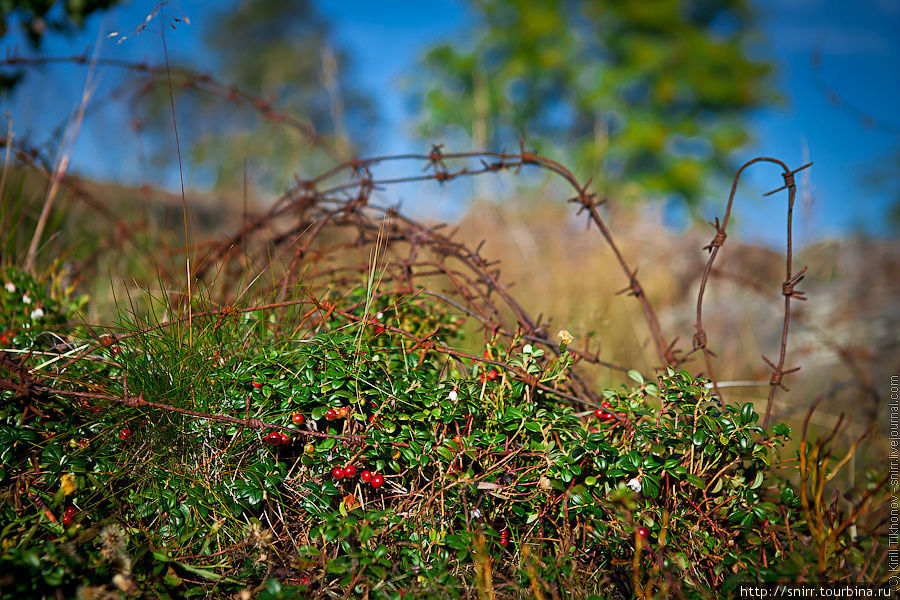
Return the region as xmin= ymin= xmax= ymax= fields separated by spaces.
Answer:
xmin=3 ymin=0 xmax=898 ymax=248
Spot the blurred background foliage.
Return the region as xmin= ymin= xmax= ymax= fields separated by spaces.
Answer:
xmin=132 ymin=0 xmax=376 ymax=192
xmin=0 ymin=0 xmax=778 ymax=205
xmin=0 ymin=0 xmax=118 ymax=89
xmin=414 ymin=0 xmax=777 ymax=208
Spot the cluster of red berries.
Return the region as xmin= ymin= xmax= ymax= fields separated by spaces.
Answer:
xmin=325 ymin=406 xmax=349 ymax=420
xmin=479 ymin=369 xmax=499 ymax=383
xmin=332 ymin=465 xmax=385 ymax=489
xmin=264 ymin=431 xmax=291 ymax=445
xmin=498 ymin=528 xmax=510 ymax=547
xmin=594 ymin=401 xmax=626 ymax=425
xmin=331 ymin=464 xmax=357 ymax=479
xmin=61 ymin=505 xmax=77 ymax=526
xmin=119 ymin=428 xmax=130 ymax=440
xmin=0 ymin=330 xmax=12 ymax=345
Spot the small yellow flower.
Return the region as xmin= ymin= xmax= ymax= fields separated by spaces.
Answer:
xmin=557 ymin=330 xmax=574 ymax=346
xmin=60 ymin=473 xmax=77 ymax=496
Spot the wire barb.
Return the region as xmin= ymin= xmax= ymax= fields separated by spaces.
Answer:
xmin=782 ymin=267 xmax=808 ymax=300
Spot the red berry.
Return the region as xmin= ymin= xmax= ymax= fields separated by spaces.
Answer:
xmin=264 ymin=432 xmax=282 ymax=445
xmin=361 ymin=470 xmax=372 ymax=483
xmin=601 ymin=400 xmax=612 ymax=409
xmin=299 ymin=575 xmax=309 ymax=586
xmin=343 ymin=465 xmax=357 ymax=478
xmin=119 ymin=428 xmax=130 ymax=440
xmin=278 ymin=432 xmax=289 ymax=444
xmin=499 ymin=529 xmax=510 ymax=547
xmin=336 ymin=406 xmax=348 ymax=418
xmin=252 ymin=381 xmax=262 ymax=389
xmin=65 ymin=506 xmax=77 ymax=517
xmin=291 ymin=413 xmax=305 ymax=426
xmin=637 ymin=526 xmax=650 ymax=540
xmin=371 ymin=473 xmax=385 ymax=489
xmin=332 ymin=467 xmax=345 ymax=479
xmin=590 ymin=427 xmax=599 ymax=433
xmin=61 ymin=515 xmax=72 ymax=525
xmin=0 ymin=331 xmax=11 ymax=345
xmin=593 ymin=408 xmax=604 ymax=419
xmin=325 ymin=408 xmax=337 ymax=421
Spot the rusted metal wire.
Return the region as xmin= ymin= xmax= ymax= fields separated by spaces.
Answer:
xmin=0 ymin=55 xmax=825 ymax=429
xmin=684 ymin=157 xmax=813 ymax=426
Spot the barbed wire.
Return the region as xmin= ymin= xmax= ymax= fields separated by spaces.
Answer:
xmin=0 ymin=54 xmax=820 ymax=433
xmin=684 ymin=157 xmax=812 ymax=426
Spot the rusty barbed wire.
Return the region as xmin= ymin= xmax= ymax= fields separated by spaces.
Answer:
xmin=192 ymin=147 xmax=677 ymax=372
xmin=684 ymin=157 xmax=813 ymax=426
xmin=0 ymin=54 xmax=832 ymax=432
xmin=1 ymin=144 xmax=821 ymax=429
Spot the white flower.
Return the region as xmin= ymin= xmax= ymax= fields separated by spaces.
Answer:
xmin=470 ymin=508 xmax=482 ymax=519
xmin=371 ymin=354 xmax=380 ymax=362
xmin=4 ymin=282 xmax=14 ymax=293
xmin=22 ymin=294 xmax=32 ymax=305
xmin=557 ymin=330 xmax=573 ymax=346
xmin=376 ymin=311 xmax=384 ymax=321
xmin=626 ymin=477 xmax=642 ymax=494
xmin=30 ymin=308 xmax=45 ymax=320
xmin=523 ymin=344 xmax=533 ymax=354
xmin=448 ymin=390 xmax=458 ymax=402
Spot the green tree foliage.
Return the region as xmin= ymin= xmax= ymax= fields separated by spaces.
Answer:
xmin=416 ymin=0 xmax=777 ymax=206
xmin=0 ymin=0 xmax=119 ymax=90
xmin=138 ymin=0 xmax=373 ymax=192
xmin=0 ymin=0 xmax=118 ymax=45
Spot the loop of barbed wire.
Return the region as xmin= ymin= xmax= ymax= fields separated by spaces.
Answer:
xmin=0 ymin=52 xmax=819 ymax=433
xmin=684 ymin=157 xmax=813 ymax=426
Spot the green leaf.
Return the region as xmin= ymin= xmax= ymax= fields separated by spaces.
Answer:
xmin=781 ymin=486 xmax=795 ymax=505
xmin=165 ymin=566 xmax=184 ymax=586
xmin=740 ymin=402 xmax=755 ymax=425
xmin=685 ymin=474 xmax=705 ymax=489
xmin=627 ymin=370 xmax=644 ymax=384
xmin=750 ymin=471 xmax=764 ymax=490
xmin=175 ymin=562 xmax=225 ymax=581
xmin=642 ymin=474 xmax=661 ymax=498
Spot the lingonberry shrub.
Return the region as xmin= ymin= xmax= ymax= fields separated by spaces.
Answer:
xmin=0 ymin=273 xmax=887 ymax=599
